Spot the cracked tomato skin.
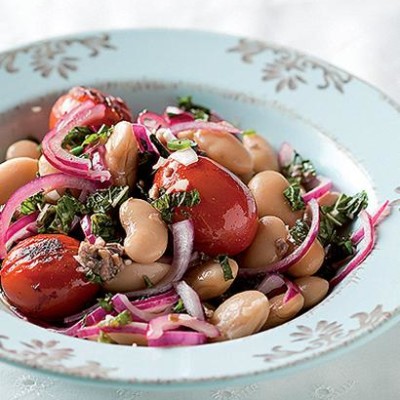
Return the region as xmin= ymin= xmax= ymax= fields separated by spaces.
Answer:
xmin=154 ymin=156 xmax=258 ymax=256
xmin=0 ymin=234 xmax=99 ymax=321
xmin=49 ymin=86 xmax=132 ymax=129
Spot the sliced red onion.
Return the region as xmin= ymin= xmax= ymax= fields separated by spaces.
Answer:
xmin=351 ymin=200 xmax=390 ymax=245
xmin=63 ymin=302 xmax=108 ymax=325
xmin=75 ymin=325 xmax=103 ymax=339
xmin=101 ymin=322 xmax=148 ymax=336
xmin=330 ymin=211 xmax=374 ymax=287
xmin=42 ymin=101 xmax=111 ymax=182
xmin=132 ymin=123 xmax=158 ymax=154
xmin=131 ymin=289 xmax=179 ymax=312
xmin=147 ymin=314 xmax=220 ymax=340
xmin=169 ymin=147 xmax=199 ymax=166
xmin=0 ymin=173 xmax=100 ymax=259
xmin=240 ymin=199 xmax=320 ymax=276
xmin=169 ymin=121 xmax=241 ymax=136
xmin=137 ymin=111 xmax=168 ymax=131
xmin=124 ymin=220 xmax=194 ymax=297
xmin=282 ymin=277 xmax=301 ymax=304
xmin=257 ymin=273 xmax=286 ymax=295
xmin=278 ymin=141 xmax=294 ymax=168
xmin=257 ymin=274 xmax=300 ymax=304
xmin=174 ymin=281 xmax=205 ymax=321
xmin=302 ymin=176 xmax=332 ymax=203
xmin=112 ymin=293 xmax=163 ymax=322
xmin=80 ymin=215 xmax=96 ymax=244
xmin=164 ymin=109 xmax=195 ymax=126
xmin=5 ymin=212 xmax=38 ymax=250
xmin=148 ymin=330 xmax=207 ymax=347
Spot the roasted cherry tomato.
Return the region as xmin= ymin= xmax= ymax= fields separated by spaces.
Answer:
xmin=49 ymin=86 xmax=132 ymax=129
xmin=0 ymin=234 xmax=99 ymax=321
xmin=154 ymin=156 xmax=258 ymax=256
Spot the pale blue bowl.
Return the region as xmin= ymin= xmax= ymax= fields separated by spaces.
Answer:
xmin=0 ymin=29 xmax=399 ymax=392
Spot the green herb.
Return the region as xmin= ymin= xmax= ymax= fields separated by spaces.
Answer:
xmin=172 ymin=299 xmax=186 ymax=313
xmin=151 ymin=189 xmax=201 ymax=223
xmin=86 ymin=186 xmax=129 ymax=214
xmin=167 ymin=139 xmax=195 ymax=151
xmin=105 ymin=310 xmax=132 ymax=328
xmin=91 ymin=213 xmax=116 ymax=242
xmin=242 ymin=129 xmax=257 ymax=136
xmin=149 ymin=134 xmax=170 ymax=158
xmin=289 ymin=219 xmax=309 ymax=245
xmin=62 ymin=125 xmax=112 ymax=154
xmin=98 ymin=293 xmax=114 ymax=312
xmin=85 ymin=269 xmax=104 ymax=284
xmin=282 ymin=151 xmax=317 ymax=186
xmin=62 ymin=126 xmax=93 ymax=149
xmin=321 ymin=191 xmax=368 ymax=228
xmin=177 ymin=96 xmax=211 ymax=121
xmin=20 ymin=192 xmax=44 ymax=215
xmin=284 ymin=183 xmax=306 ymax=211
xmin=218 ymin=255 xmax=234 ymax=281
xmin=37 ymin=193 xmax=84 ymax=234
xmin=97 ymin=331 xmax=114 ymax=344
xmin=143 ymin=275 xmax=154 ymax=288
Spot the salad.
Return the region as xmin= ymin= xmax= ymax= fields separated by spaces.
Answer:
xmin=0 ymin=87 xmax=389 ymax=347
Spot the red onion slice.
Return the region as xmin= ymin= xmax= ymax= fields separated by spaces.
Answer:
xmin=5 ymin=212 xmax=38 ymax=250
xmin=0 ymin=173 xmax=100 ymax=259
xmin=80 ymin=215 xmax=96 ymax=244
xmin=124 ymin=219 xmax=194 ymax=297
xmin=137 ymin=111 xmax=168 ymax=130
xmin=130 ymin=289 xmax=179 ymax=312
xmin=257 ymin=274 xmax=300 ymax=304
xmin=302 ymin=176 xmax=333 ymax=203
xmin=351 ymin=200 xmax=390 ymax=245
xmin=257 ymin=273 xmax=286 ymax=295
xmin=112 ymin=294 xmax=165 ymax=322
xmin=148 ymin=330 xmax=207 ymax=347
xmin=330 ymin=211 xmax=375 ymax=287
xmin=239 ymin=199 xmax=320 ymax=276
xmin=147 ymin=314 xmax=220 ymax=340
xmin=278 ymin=141 xmax=294 ymax=168
xmin=100 ymin=322 xmax=148 ymax=336
xmin=42 ymin=101 xmax=111 ymax=182
xmin=131 ymin=123 xmax=158 ymax=154
xmin=174 ymin=281 xmax=205 ymax=321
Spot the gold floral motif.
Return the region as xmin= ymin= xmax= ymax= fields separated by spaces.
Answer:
xmin=256 ymin=305 xmax=391 ymax=362
xmin=0 ymin=34 xmax=115 ymax=79
xmin=228 ymin=39 xmax=352 ymax=93
xmin=0 ymin=338 xmax=116 ymax=378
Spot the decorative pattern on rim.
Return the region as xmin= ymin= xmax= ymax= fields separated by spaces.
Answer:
xmin=0 ymin=337 xmax=116 ymax=378
xmin=228 ymin=39 xmax=352 ymax=93
xmin=255 ymin=305 xmax=391 ymax=362
xmin=0 ymin=33 xmax=115 ymax=79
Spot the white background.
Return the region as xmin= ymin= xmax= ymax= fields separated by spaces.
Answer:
xmin=0 ymin=1 xmax=399 ymax=399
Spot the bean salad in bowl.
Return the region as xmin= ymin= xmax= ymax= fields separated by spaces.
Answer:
xmin=0 ymin=86 xmax=389 ymax=347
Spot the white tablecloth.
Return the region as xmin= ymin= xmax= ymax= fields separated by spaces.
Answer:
xmin=0 ymin=1 xmax=399 ymax=398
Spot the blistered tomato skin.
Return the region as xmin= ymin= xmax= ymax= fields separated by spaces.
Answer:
xmin=0 ymin=234 xmax=99 ymax=321
xmin=154 ymin=156 xmax=258 ymax=256
xmin=49 ymin=86 xmax=132 ymax=129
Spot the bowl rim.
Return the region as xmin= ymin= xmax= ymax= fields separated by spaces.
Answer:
xmin=0 ymin=27 xmax=399 ymax=388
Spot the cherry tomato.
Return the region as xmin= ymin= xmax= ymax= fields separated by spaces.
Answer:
xmin=154 ymin=156 xmax=258 ymax=256
xmin=0 ymin=234 xmax=99 ymax=321
xmin=49 ymin=86 xmax=132 ymax=129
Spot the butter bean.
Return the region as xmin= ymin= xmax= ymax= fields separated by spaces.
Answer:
xmin=210 ymin=291 xmax=269 ymax=340
xmin=0 ymin=158 xmax=38 ymax=205
xmin=248 ymin=171 xmax=303 ymax=226
xmin=120 ymin=198 xmax=168 ymax=264
xmin=184 ymin=259 xmax=238 ymax=300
